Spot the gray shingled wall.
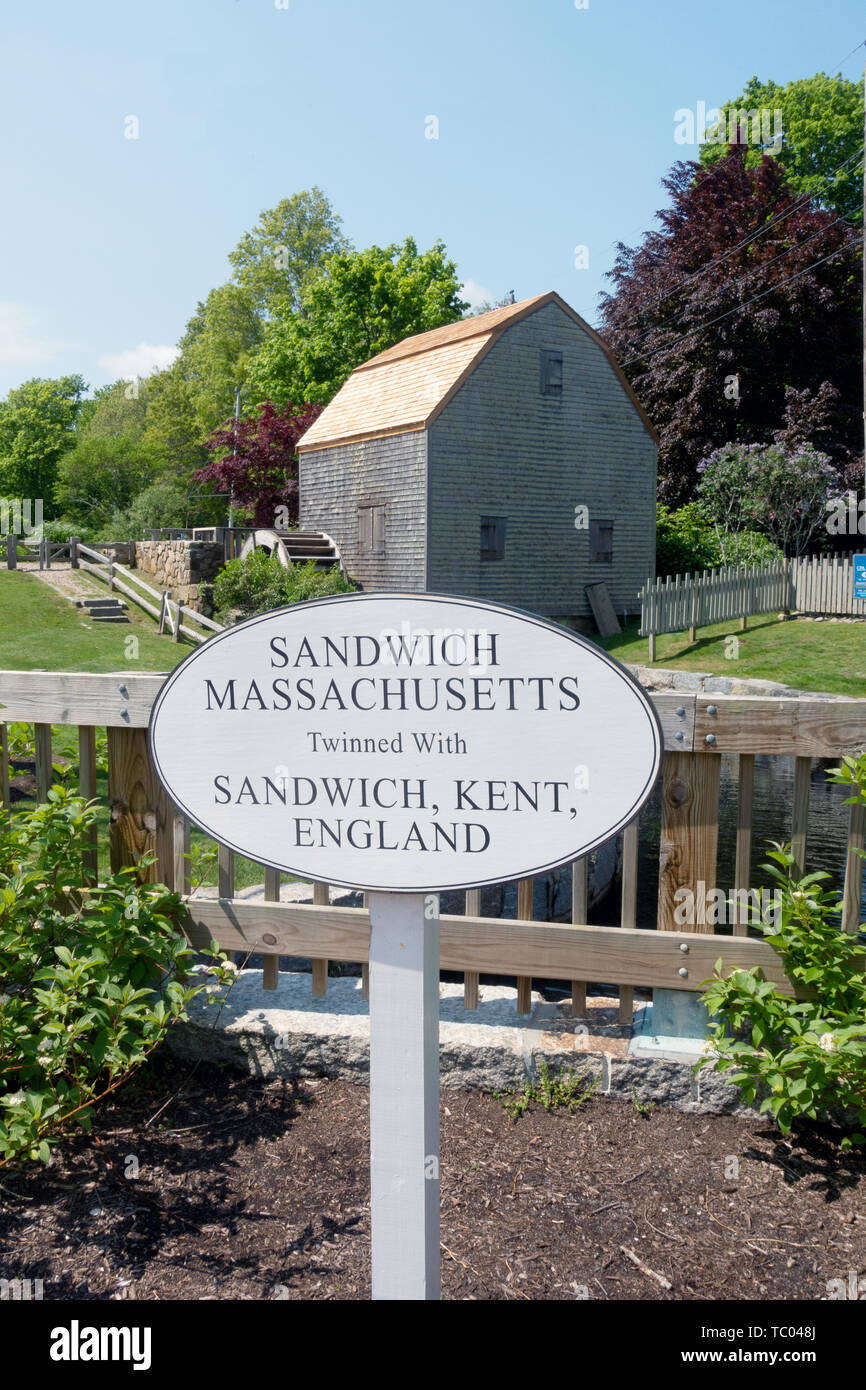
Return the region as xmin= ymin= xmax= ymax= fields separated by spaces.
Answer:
xmin=426 ymin=300 xmax=656 ymax=617
xmin=299 ymin=430 xmax=427 ymax=590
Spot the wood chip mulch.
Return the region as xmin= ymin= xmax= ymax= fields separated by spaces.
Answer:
xmin=0 ymin=1057 xmax=863 ymax=1301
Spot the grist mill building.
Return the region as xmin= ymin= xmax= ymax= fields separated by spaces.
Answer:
xmin=296 ymin=291 xmax=657 ymax=626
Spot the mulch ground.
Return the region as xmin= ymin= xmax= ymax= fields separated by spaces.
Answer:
xmin=0 ymin=1056 xmax=863 ymax=1301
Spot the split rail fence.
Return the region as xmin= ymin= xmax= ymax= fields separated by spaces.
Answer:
xmin=1 ymin=670 xmax=864 ymax=1023
xmin=2 ymin=536 xmax=224 ymax=646
xmin=640 ymin=555 xmax=866 ymax=659
xmin=73 ymin=542 xmax=223 ymax=646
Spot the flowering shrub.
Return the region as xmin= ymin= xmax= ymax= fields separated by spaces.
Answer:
xmin=696 ymin=441 xmax=840 ymax=556
xmin=699 ymin=755 xmax=866 ymax=1146
xmin=0 ymin=788 xmax=230 ymax=1166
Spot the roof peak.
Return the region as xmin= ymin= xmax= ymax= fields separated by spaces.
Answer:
xmin=353 ymin=291 xmax=560 ymax=372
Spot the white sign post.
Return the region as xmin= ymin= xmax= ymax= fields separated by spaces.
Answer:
xmin=368 ymin=890 xmax=440 ymax=1300
xmin=148 ymin=592 xmax=662 ymax=1300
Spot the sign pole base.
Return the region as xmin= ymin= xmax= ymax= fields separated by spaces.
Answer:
xmin=368 ymin=890 xmax=440 ymax=1301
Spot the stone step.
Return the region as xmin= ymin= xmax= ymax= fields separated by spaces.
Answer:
xmin=77 ymin=597 xmax=128 ymax=610
xmin=89 ymin=614 xmax=130 ymax=624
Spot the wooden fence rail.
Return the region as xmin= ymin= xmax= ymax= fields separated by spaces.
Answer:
xmin=1 ymin=670 xmax=864 ymax=1019
xmin=75 ymin=543 xmax=223 ymax=645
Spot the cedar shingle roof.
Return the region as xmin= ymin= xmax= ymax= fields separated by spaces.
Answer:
xmin=296 ymin=291 xmax=655 ymax=452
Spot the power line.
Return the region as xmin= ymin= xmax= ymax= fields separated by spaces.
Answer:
xmin=617 ymin=202 xmax=860 ymax=355
xmin=620 ymin=242 xmax=857 ymax=370
xmin=826 ymin=38 xmax=865 ymax=76
xmin=613 ymin=144 xmax=864 ymax=337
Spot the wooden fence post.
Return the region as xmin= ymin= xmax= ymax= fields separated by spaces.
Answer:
xmin=0 ymin=723 xmax=9 ymax=815
xmin=311 ymin=881 xmax=329 ymax=995
xmin=34 ymin=723 xmax=53 ymax=802
xmin=78 ymin=726 xmax=99 ymax=884
xmin=107 ymin=726 xmax=175 ymax=884
xmin=657 ymin=750 xmax=721 ymax=934
xmin=791 ymin=756 xmax=812 ymax=876
xmin=173 ymin=815 xmax=191 ymax=896
xmin=515 ymin=879 xmax=533 ymax=1014
xmin=5 ymin=534 xmax=16 ymax=570
xmin=570 ymin=856 xmax=588 ymax=1016
xmin=70 ymin=536 xmax=79 ymax=569
xmin=263 ymin=867 xmax=281 ymax=990
xmin=619 ymin=818 xmax=640 ymax=1023
xmin=842 ymin=802 xmax=866 ymax=935
xmin=733 ymin=753 xmax=755 ymax=936
xmin=463 ymin=889 xmax=481 ymax=1010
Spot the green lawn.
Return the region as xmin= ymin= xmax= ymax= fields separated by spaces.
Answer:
xmin=0 ymin=572 xmax=280 ymax=891
xmin=0 ymin=569 xmax=192 ymax=672
xmin=597 ymin=615 xmax=866 ymax=698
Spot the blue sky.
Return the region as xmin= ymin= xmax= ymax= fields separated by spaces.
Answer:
xmin=0 ymin=0 xmax=862 ymax=397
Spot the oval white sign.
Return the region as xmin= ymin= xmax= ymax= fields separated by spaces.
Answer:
xmin=149 ymin=593 xmax=662 ymax=893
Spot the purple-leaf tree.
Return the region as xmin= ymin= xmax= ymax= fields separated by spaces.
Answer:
xmin=599 ymin=145 xmax=861 ymax=502
xmin=194 ymin=400 xmax=322 ymax=528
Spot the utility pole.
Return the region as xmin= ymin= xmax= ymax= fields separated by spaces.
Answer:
xmin=229 ymin=386 xmax=241 ymax=531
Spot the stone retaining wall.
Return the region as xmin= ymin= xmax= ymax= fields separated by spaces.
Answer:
xmin=134 ymin=539 xmax=224 ymax=615
xmin=627 ymin=664 xmax=860 ymax=701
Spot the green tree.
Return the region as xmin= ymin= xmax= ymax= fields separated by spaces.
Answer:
xmin=699 ymin=72 xmax=864 ymax=221
xmin=55 ymin=435 xmax=159 ymax=530
xmin=248 ymin=237 xmax=468 ymax=406
xmin=142 ymin=285 xmax=261 ymax=474
xmin=180 ymin=283 xmax=262 ymax=435
xmin=0 ymin=375 xmax=86 ymax=508
xmin=115 ymin=481 xmax=190 ymax=536
xmin=77 ymin=378 xmax=149 ymax=442
xmin=137 ymin=192 xmax=345 ymax=473
xmin=228 ymin=187 xmax=349 ymax=316
xmin=143 ymin=359 xmax=209 ymax=478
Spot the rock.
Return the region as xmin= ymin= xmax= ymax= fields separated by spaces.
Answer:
xmin=165 ymin=969 xmax=760 ymax=1113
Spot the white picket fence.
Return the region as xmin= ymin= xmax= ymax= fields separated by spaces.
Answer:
xmin=640 ymin=555 xmax=866 ymax=640
xmin=790 ymin=555 xmax=866 ymax=617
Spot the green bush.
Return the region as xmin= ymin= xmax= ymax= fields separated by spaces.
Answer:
xmin=112 ymin=482 xmax=190 ymax=538
xmin=212 ymin=551 xmax=355 ymax=623
xmin=656 ymin=503 xmax=718 ymax=575
xmin=0 ymin=788 xmax=230 ymax=1167
xmin=41 ymin=519 xmax=96 ymax=543
xmin=699 ymin=756 xmax=866 ymax=1147
xmin=655 ymin=502 xmax=782 ymax=577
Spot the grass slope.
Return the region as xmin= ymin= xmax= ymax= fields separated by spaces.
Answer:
xmin=597 ymin=615 xmax=866 ymax=698
xmin=0 ymin=573 xmax=279 ymax=891
xmin=0 ymin=570 xmax=191 ymax=673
